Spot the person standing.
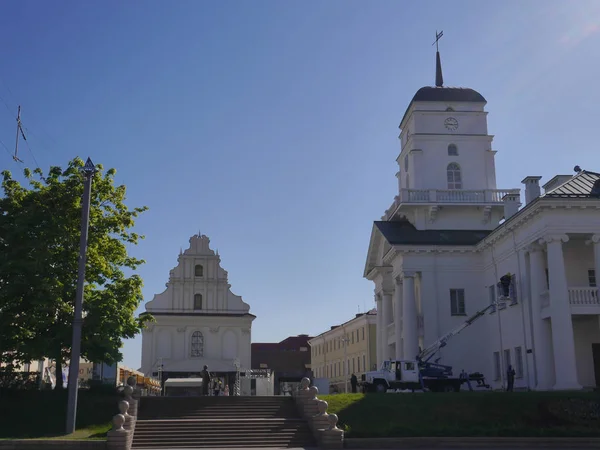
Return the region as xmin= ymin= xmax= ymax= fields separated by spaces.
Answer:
xmin=506 ymin=365 xmax=516 ymax=392
xmin=350 ymin=373 xmax=358 ymax=393
xmin=200 ymin=365 xmax=211 ymax=396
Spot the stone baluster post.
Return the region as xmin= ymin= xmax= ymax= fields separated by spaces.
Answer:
xmin=119 ymin=400 xmax=133 ymax=431
xmin=312 ymin=399 xmax=330 ymax=434
xmin=106 ymin=414 xmax=129 ymax=450
xmin=118 ymin=400 xmax=134 ymax=449
xmin=295 ymin=377 xmax=311 ymax=415
xmin=127 ymin=375 xmax=141 ymax=401
xmin=124 ymin=385 xmax=138 ymax=418
xmin=303 ymin=386 xmax=319 ymax=421
xmin=319 ymin=414 xmax=344 ymax=449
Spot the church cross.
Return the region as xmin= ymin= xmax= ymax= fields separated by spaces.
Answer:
xmin=432 ymin=30 xmax=444 ymax=52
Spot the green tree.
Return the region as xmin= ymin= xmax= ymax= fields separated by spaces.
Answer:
xmin=0 ymin=158 xmax=152 ymax=388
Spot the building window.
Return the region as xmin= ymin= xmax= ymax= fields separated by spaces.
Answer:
xmin=404 ymin=156 xmax=409 ymax=171
xmin=363 ymin=355 xmax=366 ymax=372
xmin=509 ymin=275 xmax=518 ymax=305
xmin=362 ymin=327 xmax=365 ymax=340
xmin=493 ymin=352 xmax=501 ymax=380
xmin=24 ymin=363 xmax=30 ymax=372
xmin=504 ymin=349 xmax=511 ymax=375
xmin=514 ymin=346 xmax=524 ymax=378
xmin=450 ymin=289 xmax=466 ymax=315
xmin=194 ymin=293 xmax=203 ymax=310
xmin=191 ymin=331 xmax=204 ymax=357
xmin=588 ymin=269 xmax=597 ymax=287
xmin=545 ymin=268 xmax=549 ymax=289
xmin=496 ymin=275 xmax=518 ymax=305
xmin=406 ymin=173 xmax=410 ymax=189
xmin=448 ymin=144 xmax=458 ymax=156
xmin=195 ymin=264 xmax=204 ymax=277
xmin=446 ymin=107 xmax=454 ymax=112
xmin=447 ymin=163 xmax=462 ymax=190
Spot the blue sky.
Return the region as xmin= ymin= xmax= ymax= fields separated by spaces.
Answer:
xmin=1 ymin=1 xmax=599 ymax=370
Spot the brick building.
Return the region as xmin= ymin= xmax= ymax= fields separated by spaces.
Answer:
xmin=251 ymin=334 xmax=313 ymax=395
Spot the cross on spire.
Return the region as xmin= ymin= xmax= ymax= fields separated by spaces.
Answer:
xmin=432 ymin=30 xmax=443 ymax=51
xmin=432 ymin=30 xmax=444 ymax=87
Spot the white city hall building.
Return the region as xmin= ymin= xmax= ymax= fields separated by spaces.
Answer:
xmin=364 ymin=53 xmax=600 ymax=391
xmin=141 ymin=234 xmax=254 ymax=394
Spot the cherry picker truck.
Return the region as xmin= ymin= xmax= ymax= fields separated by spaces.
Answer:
xmin=360 ymin=274 xmax=513 ymax=393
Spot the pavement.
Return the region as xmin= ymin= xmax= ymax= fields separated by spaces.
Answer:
xmin=134 ymin=448 xmax=598 ymax=450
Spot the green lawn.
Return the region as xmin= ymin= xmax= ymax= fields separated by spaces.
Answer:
xmin=317 ymin=391 xmax=600 ymax=438
xmin=0 ymin=389 xmax=119 ymax=439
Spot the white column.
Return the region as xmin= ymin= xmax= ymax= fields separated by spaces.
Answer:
xmin=382 ymin=292 xmax=393 ymax=360
xmin=541 ymin=234 xmax=581 ymax=390
xmin=402 ymin=271 xmax=419 ymax=360
xmin=394 ymin=277 xmax=403 ymax=360
xmin=587 ymin=235 xmax=600 ymax=352
xmin=375 ymin=294 xmax=383 ymax=369
xmin=590 ymin=235 xmax=600 ymax=289
xmin=528 ymin=244 xmax=553 ymax=390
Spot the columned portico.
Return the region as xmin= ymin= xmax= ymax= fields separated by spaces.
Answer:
xmin=528 ymin=244 xmax=553 ymax=390
xmin=394 ymin=277 xmax=403 ymax=360
xmin=382 ymin=291 xmax=393 ymax=360
xmin=541 ymin=234 xmax=581 ymax=390
xmin=375 ymin=293 xmax=383 ymax=368
xmin=402 ymin=272 xmax=419 ymax=361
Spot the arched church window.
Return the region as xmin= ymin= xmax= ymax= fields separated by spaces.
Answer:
xmin=194 ymin=293 xmax=203 ymax=310
xmin=448 ymin=144 xmax=458 ymax=156
xmin=447 ymin=163 xmax=462 ymax=190
xmin=191 ymin=331 xmax=204 ymax=357
xmin=195 ymin=264 xmax=204 ymax=277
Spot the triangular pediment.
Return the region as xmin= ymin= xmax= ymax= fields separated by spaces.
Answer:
xmin=364 ymin=223 xmax=385 ymax=279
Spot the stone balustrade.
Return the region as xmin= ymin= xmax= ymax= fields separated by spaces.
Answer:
xmin=106 ymin=377 xmax=140 ymax=450
xmin=293 ymin=377 xmax=344 ymax=449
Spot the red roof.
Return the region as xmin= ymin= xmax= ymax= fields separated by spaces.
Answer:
xmin=251 ymin=334 xmax=313 ymax=351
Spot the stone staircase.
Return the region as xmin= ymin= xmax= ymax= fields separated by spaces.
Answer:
xmin=132 ymin=396 xmax=316 ymax=449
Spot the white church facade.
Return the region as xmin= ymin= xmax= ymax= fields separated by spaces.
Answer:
xmin=141 ymin=233 xmax=254 ymax=394
xmin=364 ymin=52 xmax=600 ymax=391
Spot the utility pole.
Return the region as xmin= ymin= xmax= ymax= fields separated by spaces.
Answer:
xmin=66 ymin=158 xmax=96 ymax=435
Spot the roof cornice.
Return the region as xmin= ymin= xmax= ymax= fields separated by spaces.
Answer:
xmin=393 ymin=245 xmax=477 ymax=254
xmin=476 ymin=198 xmax=600 ymax=250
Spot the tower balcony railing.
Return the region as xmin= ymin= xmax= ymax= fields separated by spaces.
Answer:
xmin=383 ymin=188 xmax=520 ymax=220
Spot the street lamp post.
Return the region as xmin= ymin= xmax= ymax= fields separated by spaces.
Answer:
xmin=65 ymin=158 xmax=96 ymax=435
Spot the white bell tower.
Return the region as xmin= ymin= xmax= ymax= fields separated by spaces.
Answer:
xmin=383 ymin=33 xmax=520 ymax=230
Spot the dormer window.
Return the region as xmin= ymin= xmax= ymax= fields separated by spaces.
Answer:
xmin=446 ymin=107 xmax=454 ymax=112
xmin=194 ymin=264 xmax=203 ymax=277
xmin=194 ymin=293 xmax=203 ymax=310
xmin=448 ymin=144 xmax=458 ymax=156
xmin=447 ymin=163 xmax=462 ymax=190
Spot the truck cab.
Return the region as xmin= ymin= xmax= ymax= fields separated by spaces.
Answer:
xmin=362 ymin=359 xmax=421 ymax=393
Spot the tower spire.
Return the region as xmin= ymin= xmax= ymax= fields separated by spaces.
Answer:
xmin=432 ymin=30 xmax=444 ymax=87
